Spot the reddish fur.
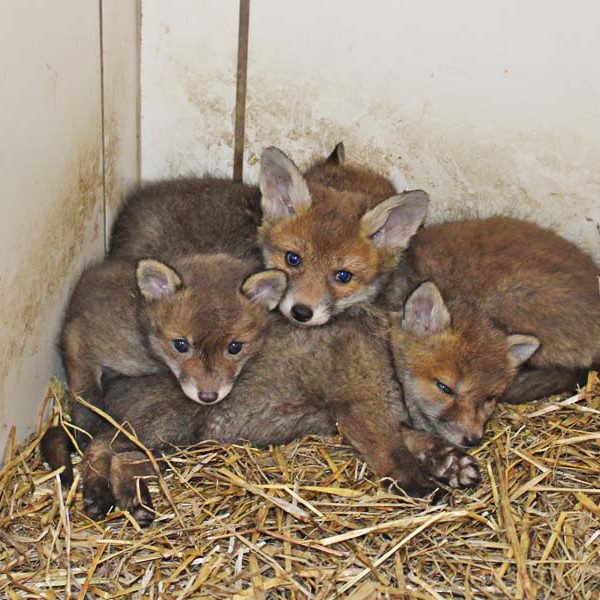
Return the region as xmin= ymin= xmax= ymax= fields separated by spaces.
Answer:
xmin=51 ymin=145 xmax=600 ymax=520
xmin=392 ymin=302 xmax=518 ymax=446
xmin=60 ymin=254 xmax=272 ymax=411
xmin=404 ymin=217 xmax=600 ymax=370
xmin=259 ymin=154 xmax=426 ymax=324
xmin=260 ymin=190 xmax=389 ymax=309
xmin=304 ymin=160 xmax=396 ymax=201
xmin=139 ymin=256 xmax=275 ymax=396
xmin=309 ymin=157 xmax=598 ymax=411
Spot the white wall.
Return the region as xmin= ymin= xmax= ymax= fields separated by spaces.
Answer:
xmin=102 ymin=0 xmax=141 ymax=230
xmin=142 ymin=0 xmax=600 ymax=262
xmin=141 ymin=1 xmax=238 ymax=178
xmin=0 ymin=2 xmax=139 ymax=453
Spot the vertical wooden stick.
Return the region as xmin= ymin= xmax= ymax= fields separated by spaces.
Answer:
xmin=233 ymin=0 xmax=250 ymax=183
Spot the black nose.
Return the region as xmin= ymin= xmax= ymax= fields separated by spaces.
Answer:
xmin=198 ymin=391 xmax=219 ymax=404
xmin=290 ymin=304 xmax=313 ymax=323
xmin=463 ymin=434 xmax=483 ymax=447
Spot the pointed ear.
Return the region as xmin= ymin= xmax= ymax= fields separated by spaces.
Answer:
xmin=136 ymin=259 xmax=182 ymax=301
xmin=241 ymin=269 xmax=288 ymax=310
xmin=506 ymin=334 xmax=540 ymax=367
xmin=259 ymin=147 xmax=312 ymax=221
xmin=361 ymin=190 xmax=429 ymax=250
xmin=326 ymin=141 xmax=345 ymax=165
xmin=402 ymin=282 xmax=450 ymax=336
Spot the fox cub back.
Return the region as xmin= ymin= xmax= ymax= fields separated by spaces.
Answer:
xmin=62 ymin=254 xmax=287 ymax=408
xmin=258 ymin=146 xmax=429 ymax=326
xmin=405 ymin=217 xmax=600 ymax=371
xmin=392 ymin=282 xmax=539 ymax=447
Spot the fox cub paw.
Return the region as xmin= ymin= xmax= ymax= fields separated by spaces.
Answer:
xmin=427 ymin=446 xmax=481 ymax=489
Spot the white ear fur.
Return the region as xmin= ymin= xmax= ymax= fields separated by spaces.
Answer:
xmin=361 ymin=190 xmax=429 ymax=250
xmin=241 ymin=269 xmax=288 ymax=311
xmin=259 ymin=147 xmax=312 ymax=221
xmin=402 ymin=282 xmax=451 ymax=336
xmin=136 ymin=259 xmax=182 ymax=301
xmin=506 ymin=334 xmax=540 ymax=367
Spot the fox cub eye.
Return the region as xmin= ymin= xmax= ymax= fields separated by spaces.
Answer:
xmin=484 ymin=395 xmax=497 ymax=404
xmin=173 ymin=339 xmax=190 ymax=353
xmin=334 ymin=270 xmax=353 ymax=284
xmin=228 ymin=341 xmax=243 ymax=355
xmin=285 ymin=251 xmax=302 ymax=267
xmin=436 ymin=380 xmax=454 ymax=396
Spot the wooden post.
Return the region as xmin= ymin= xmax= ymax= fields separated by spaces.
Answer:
xmin=233 ymin=0 xmax=250 ymax=183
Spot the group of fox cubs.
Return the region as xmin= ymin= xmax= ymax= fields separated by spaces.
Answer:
xmin=42 ymin=142 xmax=600 ymax=526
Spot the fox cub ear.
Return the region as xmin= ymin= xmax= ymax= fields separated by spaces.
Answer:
xmin=361 ymin=190 xmax=429 ymax=250
xmin=260 ymin=147 xmax=312 ymax=221
xmin=402 ymin=282 xmax=450 ymax=336
xmin=241 ymin=269 xmax=288 ymax=310
xmin=136 ymin=259 xmax=182 ymax=301
xmin=506 ymin=334 xmax=540 ymax=367
xmin=326 ymin=141 xmax=345 ymax=165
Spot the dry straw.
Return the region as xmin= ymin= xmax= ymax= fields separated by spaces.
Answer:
xmin=0 ymin=373 xmax=598 ymax=598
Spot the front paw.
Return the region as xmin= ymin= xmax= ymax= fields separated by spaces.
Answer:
xmin=83 ymin=475 xmax=115 ymax=520
xmin=110 ymin=452 xmax=155 ymax=527
xmin=124 ymin=479 xmax=155 ymax=528
xmin=425 ymin=445 xmax=481 ymax=489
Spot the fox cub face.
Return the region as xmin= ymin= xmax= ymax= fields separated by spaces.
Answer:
xmin=258 ymin=147 xmax=429 ymax=327
xmin=392 ymin=282 xmax=539 ymax=448
xmin=137 ymin=255 xmax=287 ymax=405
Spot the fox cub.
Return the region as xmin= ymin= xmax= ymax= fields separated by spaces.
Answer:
xmin=62 ymin=253 xmax=286 ymax=410
xmin=109 ymin=178 xmax=263 ymax=264
xmin=392 ymin=282 xmax=539 ymax=448
xmin=391 ymin=217 xmax=600 ymax=404
xmin=318 ymin=143 xmax=600 ymax=403
xmin=259 ymin=147 xmax=429 ymax=326
xmin=42 ymin=254 xmax=286 ymax=486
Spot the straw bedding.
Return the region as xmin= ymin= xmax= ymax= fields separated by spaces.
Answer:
xmin=0 ymin=373 xmax=598 ymax=599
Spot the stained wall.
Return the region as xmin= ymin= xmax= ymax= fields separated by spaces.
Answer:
xmin=0 ymin=2 xmax=139 ymax=453
xmin=142 ymin=0 xmax=600 ymax=262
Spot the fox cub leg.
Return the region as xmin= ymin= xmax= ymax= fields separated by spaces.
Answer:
xmin=82 ymin=433 xmax=155 ymax=526
xmin=109 ymin=451 xmax=155 ymax=527
xmin=334 ymin=399 xmax=481 ymax=496
xmin=41 ymin=384 xmax=113 ymax=489
xmin=82 ymin=434 xmax=115 ymax=521
xmin=40 ymin=426 xmax=75 ymax=488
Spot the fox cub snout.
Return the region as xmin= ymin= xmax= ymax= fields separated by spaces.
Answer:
xmin=62 ymin=254 xmax=287 ymax=409
xmin=258 ymin=147 xmax=429 ymax=327
xmin=137 ymin=258 xmax=287 ymax=404
xmin=392 ymin=282 xmax=539 ymax=448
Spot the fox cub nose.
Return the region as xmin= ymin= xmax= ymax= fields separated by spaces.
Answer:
xmin=198 ymin=391 xmax=219 ymax=404
xmin=291 ymin=304 xmax=313 ymax=323
xmin=462 ymin=434 xmax=483 ymax=448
